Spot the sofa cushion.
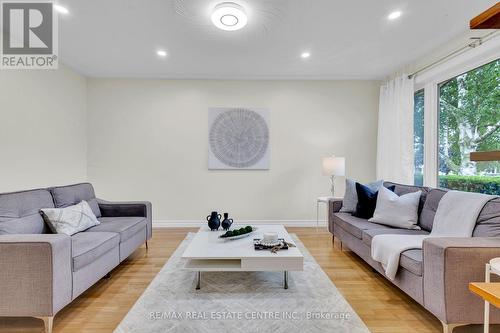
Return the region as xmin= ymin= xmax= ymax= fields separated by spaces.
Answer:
xmin=41 ymin=201 xmax=101 ymax=236
xmin=72 ymin=231 xmax=120 ymax=271
xmin=333 ymin=213 xmax=391 ymax=239
xmin=340 ymin=179 xmax=383 ymax=213
xmin=362 ymin=228 xmax=430 ymax=247
xmin=384 ymin=182 xmax=430 ymax=224
xmin=419 ymin=188 xmax=447 ymax=232
xmin=474 ymin=198 xmax=500 ymax=237
xmin=50 ymin=183 xmax=101 ymax=218
xmin=87 ymin=217 xmax=146 ymax=242
xmin=369 ymin=186 xmax=422 ymax=230
xmin=400 ymin=249 xmax=423 ymax=276
xmin=0 ymin=189 xmax=54 ymax=234
xmin=0 ymin=214 xmax=46 ymax=235
xmin=353 ymin=183 xmax=396 ymax=219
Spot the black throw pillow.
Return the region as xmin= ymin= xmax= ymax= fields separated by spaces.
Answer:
xmin=352 ymin=183 xmax=396 ymax=219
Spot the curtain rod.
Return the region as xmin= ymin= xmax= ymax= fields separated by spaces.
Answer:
xmin=408 ymin=30 xmax=499 ymax=79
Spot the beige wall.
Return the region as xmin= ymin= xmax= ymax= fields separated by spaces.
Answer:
xmin=0 ymin=65 xmax=87 ymax=192
xmin=87 ymin=79 xmax=379 ymax=224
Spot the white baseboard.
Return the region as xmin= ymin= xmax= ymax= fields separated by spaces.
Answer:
xmin=153 ymin=219 xmax=328 ymax=228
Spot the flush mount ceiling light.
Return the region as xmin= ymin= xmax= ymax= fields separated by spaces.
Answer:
xmin=211 ymin=2 xmax=247 ymax=31
xmin=301 ymin=52 xmax=311 ymax=59
xmin=157 ymin=50 xmax=167 ymax=57
xmin=388 ymin=11 xmax=402 ymax=20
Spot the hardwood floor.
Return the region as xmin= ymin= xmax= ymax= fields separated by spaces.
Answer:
xmin=0 ymin=227 xmax=493 ymax=333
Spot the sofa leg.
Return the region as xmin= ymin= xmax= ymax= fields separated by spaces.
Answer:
xmin=332 ymin=235 xmax=334 ymax=245
xmin=440 ymin=321 xmax=466 ymax=333
xmin=145 ymin=240 xmax=148 ymax=251
xmin=340 ymin=241 xmax=343 ymax=251
xmin=104 ymin=272 xmax=111 ymax=279
xmin=35 ymin=316 xmax=53 ymax=333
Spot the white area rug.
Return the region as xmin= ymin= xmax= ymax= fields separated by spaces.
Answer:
xmin=114 ymin=234 xmax=370 ymax=333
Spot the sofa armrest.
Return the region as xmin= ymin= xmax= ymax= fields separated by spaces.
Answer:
xmin=329 ymin=198 xmax=343 ymax=214
xmin=97 ymin=199 xmax=152 ymax=240
xmin=423 ymin=237 xmax=500 ymax=324
xmin=327 ymin=199 xmax=343 ymax=235
xmin=0 ymin=234 xmax=72 ymax=317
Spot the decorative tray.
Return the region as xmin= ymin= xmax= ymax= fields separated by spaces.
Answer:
xmin=219 ymin=227 xmax=258 ymax=240
xmin=253 ymin=238 xmax=289 ymax=250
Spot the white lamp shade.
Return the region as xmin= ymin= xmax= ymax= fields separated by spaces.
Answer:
xmin=322 ymin=156 xmax=345 ymax=176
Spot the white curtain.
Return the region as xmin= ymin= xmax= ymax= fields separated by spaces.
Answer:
xmin=376 ymin=74 xmax=415 ymax=184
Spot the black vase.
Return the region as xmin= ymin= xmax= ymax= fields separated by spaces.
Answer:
xmin=206 ymin=211 xmax=221 ymax=231
xmin=221 ymin=212 xmax=233 ymax=230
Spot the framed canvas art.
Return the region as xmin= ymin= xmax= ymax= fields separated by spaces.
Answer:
xmin=208 ymin=107 xmax=270 ymax=170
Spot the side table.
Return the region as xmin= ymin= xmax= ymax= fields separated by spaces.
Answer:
xmin=469 ymin=258 xmax=500 ymax=333
xmin=316 ymin=196 xmax=341 ymax=232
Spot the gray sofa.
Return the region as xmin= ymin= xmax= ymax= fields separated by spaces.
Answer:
xmin=0 ymin=183 xmax=152 ymax=333
xmin=328 ymin=182 xmax=500 ymax=333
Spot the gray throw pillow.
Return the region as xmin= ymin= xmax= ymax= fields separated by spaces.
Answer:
xmin=369 ymin=187 xmax=422 ymax=229
xmin=41 ymin=201 xmax=100 ymax=236
xmin=340 ymin=179 xmax=384 ymax=213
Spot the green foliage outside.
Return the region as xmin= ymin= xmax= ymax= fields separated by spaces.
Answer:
xmin=414 ymin=90 xmax=424 ymax=186
xmin=414 ymin=173 xmax=500 ymax=195
xmin=438 ymin=175 xmax=500 ymax=195
xmin=413 ymin=59 xmax=500 ymax=194
xmin=438 ymin=59 xmax=500 ymax=176
xmin=414 ymin=173 xmax=423 ymax=187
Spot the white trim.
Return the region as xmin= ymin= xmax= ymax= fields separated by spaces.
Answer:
xmin=423 ymin=82 xmax=438 ymax=187
xmin=153 ymin=219 xmax=327 ymax=228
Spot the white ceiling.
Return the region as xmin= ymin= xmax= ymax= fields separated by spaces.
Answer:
xmin=58 ymin=0 xmax=497 ymax=79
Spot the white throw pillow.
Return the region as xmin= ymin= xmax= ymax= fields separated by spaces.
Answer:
xmin=41 ymin=201 xmax=100 ymax=236
xmin=369 ymin=187 xmax=422 ymax=230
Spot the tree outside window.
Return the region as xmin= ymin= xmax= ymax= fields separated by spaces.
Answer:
xmin=438 ymin=59 xmax=500 ymax=194
xmin=414 ymin=90 xmax=424 ymax=186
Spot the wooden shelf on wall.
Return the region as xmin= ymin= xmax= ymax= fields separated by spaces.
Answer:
xmin=470 ymin=151 xmax=500 ymax=162
xmin=470 ymin=2 xmax=500 ymax=29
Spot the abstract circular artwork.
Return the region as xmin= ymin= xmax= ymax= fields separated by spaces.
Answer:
xmin=209 ymin=108 xmax=269 ymax=169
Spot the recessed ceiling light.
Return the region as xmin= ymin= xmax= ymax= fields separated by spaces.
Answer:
xmin=388 ymin=11 xmax=402 ymax=20
xmin=211 ymin=2 xmax=247 ymax=31
xmin=157 ymin=50 xmax=167 ymax=57
xmin=54 ymin=4 xmax=69 ymax=15
xmin=301 ymin=52 xmax=311 ymax=59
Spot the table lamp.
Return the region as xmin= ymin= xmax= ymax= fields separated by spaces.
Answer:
xmin=322 ymin=156 xmax=345 ymax=196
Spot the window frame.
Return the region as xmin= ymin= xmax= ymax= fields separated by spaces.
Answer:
xmin=436 ymin=59 xmax=499 ymax=188
xmin=412 ymin=36 xmax=500 ymax=187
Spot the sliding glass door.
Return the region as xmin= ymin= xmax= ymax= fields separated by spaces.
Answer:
xmin=437 ymin=59 xmax=500 ymax=194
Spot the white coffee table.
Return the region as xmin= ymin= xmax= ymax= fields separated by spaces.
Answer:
xmin=182 ymin=225 xmax=304 ymax=289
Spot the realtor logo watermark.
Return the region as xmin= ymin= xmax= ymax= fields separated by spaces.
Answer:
xmin=149 ymin=311 xmax=352 ymax=321
xmin=1 ymin=0 xmax=58 ymax=69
